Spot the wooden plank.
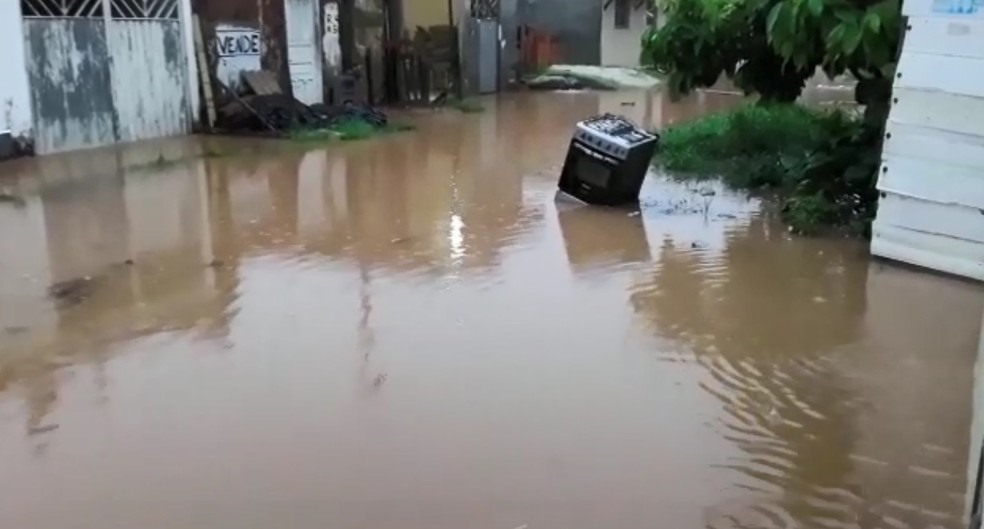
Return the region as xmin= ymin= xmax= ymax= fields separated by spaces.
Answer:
xmin=193 ymin=14 xmax=217 ymax=129
xmin=242 ymin=70 xmax=283 ymax=95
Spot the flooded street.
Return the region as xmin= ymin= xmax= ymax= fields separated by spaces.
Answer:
xmin=1 ymin=91 xmax=983 ymax=529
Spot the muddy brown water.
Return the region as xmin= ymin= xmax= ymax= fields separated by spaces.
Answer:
xmin=1 ymin=91 xmax=983 ymax=529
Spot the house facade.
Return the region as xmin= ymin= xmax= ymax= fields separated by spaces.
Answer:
xmin=0 ymin=0 xmax=198 ymax=156
xmin=601 ymin=0 xmax=651 ymax=66
xmin=0 ymin=0 xmax=400 ymax=157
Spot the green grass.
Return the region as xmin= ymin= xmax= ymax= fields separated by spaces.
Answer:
xmin=655 ymin=103 xmax=874 ymax=235
xmin=657 ymin=103 xmax=829 ymax=189
xmin=290 ymin=119 xmax=415 ymax=143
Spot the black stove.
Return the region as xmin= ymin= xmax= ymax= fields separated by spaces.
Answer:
xmin=557 ymin=114 xmax=659 ymax=206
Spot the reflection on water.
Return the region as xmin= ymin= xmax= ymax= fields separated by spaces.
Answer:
xmin=0 ymin=91 xmax=982 ymax=529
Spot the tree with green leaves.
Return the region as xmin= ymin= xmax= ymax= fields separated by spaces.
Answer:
xmin=643 ymin=0 xmax=902 ymax=234
xmin=644 ymin=0 xmax=901 ymax=114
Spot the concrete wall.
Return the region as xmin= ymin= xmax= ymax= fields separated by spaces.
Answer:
xmin=517 ymin=0 xmax=600 ymax=65
xmin=600 ymin=1 xmax=647 ymax=66
xmin=0 ymin=2 xmax=34 ymax=144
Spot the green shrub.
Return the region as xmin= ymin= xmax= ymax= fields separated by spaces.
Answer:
xmin=659 ymin=104 xmax=828 ymax=185
xmin=656 ymin=103 xmax=877 ymax=235
xmin=290 ymin=119 xmax=414 ymax=143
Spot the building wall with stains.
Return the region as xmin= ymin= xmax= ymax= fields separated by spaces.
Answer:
xmin=0 ymin=2 xmax=35 ymax=144
xmin=600 ymin=1 xmax=648 ymax=66
xmin=195 ymin=0 xmax=291 ymax=100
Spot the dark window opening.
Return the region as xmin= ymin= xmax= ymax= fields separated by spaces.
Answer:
xmin=614 ymin=0 xmax=631 ymax=29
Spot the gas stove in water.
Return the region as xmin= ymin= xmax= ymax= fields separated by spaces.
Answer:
xmin=558 ymin=114 xmax=659 ymax=206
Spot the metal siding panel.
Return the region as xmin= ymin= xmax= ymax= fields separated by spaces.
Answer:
xmin=478 ymin=19 xmax=498 ymax=93
xmin=903 ymin=17 xmax=984 ymax=58
xmin=108 ymin=20 xmax=191 ymax=143
xmin=881 ymin=155 xmax=984 ymax=209
xmin=884 ymin=121 xmax=984 ymax=169
xmin=897 ymin=51 xmax=984 ymax=96
xmin=904 ymin=0 xmax=984 ymax=17
xmin=881 ymin=123 xmax=984 ymax=209
xmin=872 ymin=221 xmax=984 ymax=280
xmin=872 ymin=13 xmax=984 ymax=281
xmin=23 ymin=19 xmax=118 ymax=154
xmin=890 ymin=88 xmax=984 ymax=134
xmin=876 ymin=193 xmax=984 ymax=243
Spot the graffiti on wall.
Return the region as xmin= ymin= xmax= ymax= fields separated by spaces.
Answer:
xmin=215 ymin=25 xmax=261 ymax=89
xmin=323 ymin=2 xmax=341 ymax=70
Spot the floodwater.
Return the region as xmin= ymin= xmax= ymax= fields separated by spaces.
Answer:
xmin=1 ymin=91 xmax=983 ymax=529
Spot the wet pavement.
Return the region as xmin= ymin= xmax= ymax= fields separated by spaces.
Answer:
xmin=1 ymin=91 xmax=983 ymax=529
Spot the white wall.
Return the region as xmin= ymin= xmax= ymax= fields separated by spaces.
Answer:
xmin=600 ymin=2 xmax=648 ymax=67
xmin=0 ymin=2 xmax=34 ymax=140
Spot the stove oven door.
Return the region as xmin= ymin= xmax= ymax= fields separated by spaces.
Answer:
xmin=558 ymin=140 xmax=624 ymax=205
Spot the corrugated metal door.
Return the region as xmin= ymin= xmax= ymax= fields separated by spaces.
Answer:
xmin=22 ymin=2 xmax=118 ymax=154
xmin=477 ymin=20 xmax=499 ymax=94
xmin=285 ymin=0 xmax=323 ymax=105
xmin=108 ymin=0 xmax=190 ymax=143
xmin=21 ymin=0 xmax=190 ymax=154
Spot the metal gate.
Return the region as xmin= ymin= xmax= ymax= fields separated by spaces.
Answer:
xmin=477 ymin=20 xmax=499 ymax=94
xmin=285 ymin=0 xmax=323 ymax=105
xmin=22 ymin=0 xmax=191 ymax=154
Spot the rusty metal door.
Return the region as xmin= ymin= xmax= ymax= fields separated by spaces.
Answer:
xmin=285 ymin=0 xmax=323 ymax=105
xmin=22 ymin=1 xmax=118 ymax=154
xmin=21 ymin=0 xmax=190 ymax=154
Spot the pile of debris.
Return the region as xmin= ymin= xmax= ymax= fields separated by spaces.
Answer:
xmin=214 ymin=70 xmax=390 ymax=135
xmin=218 ymin=96 xmax=388 ymax=133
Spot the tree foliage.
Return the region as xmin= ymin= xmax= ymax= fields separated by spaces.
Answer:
xmin=643 ymin=0 xmax=902 ymax=235
xmin=643 ymin=0 xmax=901 ymax=112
